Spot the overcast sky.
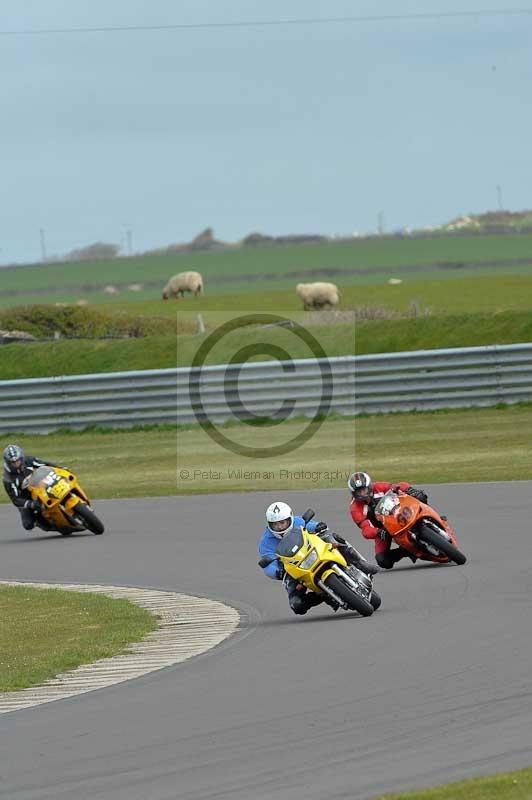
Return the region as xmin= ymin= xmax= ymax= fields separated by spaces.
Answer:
xmin=1 ymin=1 xmax=531 ymax=263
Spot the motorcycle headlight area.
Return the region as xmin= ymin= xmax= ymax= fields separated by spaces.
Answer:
xmin=299 ymin=549 xmax=319 ymax=570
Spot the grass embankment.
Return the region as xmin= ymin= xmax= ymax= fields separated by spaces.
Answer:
xmin=0 ymin=321 xmax=355 ymax=378
xmin=0 ymin=334 xmax=180 ymax=378
xmin=2 ymin=310 xmax=532 ymax=379
xmin=1 ymin=405 xmax=531 ymax=500
xmin=374 ymin=766 xmax=532 ymax=800
xmin=2 ymin=233 xmax=532 ymax=306
xmin=0 ymin=585 xmax=156 ymax=692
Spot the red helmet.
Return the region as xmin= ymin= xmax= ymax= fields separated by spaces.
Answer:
xmin=348 ymin=471 xmax=373 ymax=501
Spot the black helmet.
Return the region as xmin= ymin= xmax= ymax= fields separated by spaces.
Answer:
xmin=3 ymin=444 xmax=25 ymax=474
xmin=348 ymin=471 xmax=373 ymax=501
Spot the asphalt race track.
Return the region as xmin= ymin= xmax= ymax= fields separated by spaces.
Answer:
xmin=1 ymin=483 xmax=531 ymax=800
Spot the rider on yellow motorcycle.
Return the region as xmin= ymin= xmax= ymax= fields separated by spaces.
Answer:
xmin=258 ymin=501 xmax=378 ymax=615
xmin=3 ymin=444 xmax=63 ymax=531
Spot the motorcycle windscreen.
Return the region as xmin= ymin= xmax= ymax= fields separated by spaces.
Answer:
xmin=24 ymin=466 xmax=55 ymax=488
xmin=276 ymin=527 xmax=304 ymax=558
xmin=375 ymin=491 xmax=400 ymax=518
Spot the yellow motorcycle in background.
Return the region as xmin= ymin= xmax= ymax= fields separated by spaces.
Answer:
xmin=22 ymin=466 xmax=104 ymax=536
xmin=267 ymin=509 xmax=381 ymax=617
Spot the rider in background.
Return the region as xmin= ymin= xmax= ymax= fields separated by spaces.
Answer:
xmin=259 ymin=500 xmax=378 ymax=616
xmin=3 ymin=444 xmax=62 ymax=531
xmin=348 ymin=471 xmax=429 ymax=569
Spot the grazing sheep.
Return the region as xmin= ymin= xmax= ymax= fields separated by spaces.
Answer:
xmin=128 ymin=283 xmax=144 ymax=292
xmin=295 ymin=282 xmax=340 ymax=310
xmin=162 ymin=271 xmax=204 ymax=300
xmin=75 ymin=299 xmax=89 ymax=306
xmin=103 ymin=285 xmax=119 ymax=294
xmin=388 ymin=278 xmax=403 ymax=285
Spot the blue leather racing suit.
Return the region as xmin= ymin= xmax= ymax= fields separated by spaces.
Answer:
xmin=258 ymin=515 xmax=332 ymax=615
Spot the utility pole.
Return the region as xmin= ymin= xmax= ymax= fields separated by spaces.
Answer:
xmin=496 ymin=185 xmax=503 ymax=211
xmin=39 ymin=228 xmax=47 ymax=262
xmin=377 ymin=211 xmax=385 ymax=235
xmin=126 ymin=229 xmax=133 ymax=256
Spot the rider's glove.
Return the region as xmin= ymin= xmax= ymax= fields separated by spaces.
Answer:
xmin=377 ymin=529 xmax=388 ymax=541
xmin=314 ymin=521 xmax=328 ymax=534
xmin=405 ymin=487 xmax=428 ymax=503
xmin=333 ymin=533 xmax=347 ymax=545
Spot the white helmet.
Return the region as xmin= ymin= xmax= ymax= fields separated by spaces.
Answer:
xmin=266 ymin=501 xmax=294 ymax=538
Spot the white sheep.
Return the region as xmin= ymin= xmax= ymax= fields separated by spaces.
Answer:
xmin=162 ymin=270 xmax=204 ymax=300
xmin=295 ymin=282 xmax=340 ymax=310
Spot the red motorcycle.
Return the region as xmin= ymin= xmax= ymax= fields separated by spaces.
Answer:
xmin=374 ymin=490 xmax=466 ymax=565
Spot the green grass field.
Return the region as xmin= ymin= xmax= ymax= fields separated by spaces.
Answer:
xmin=1 ymin=405 xmax=531 ymax=502
xmin=76 ymin=272 xmax=532 ymax=316
xmin=374 ymin=767 xmax=532 ymax=800
xmin=2 ymin=232 xmax=532 ymax=306
xmin=0 ymin=585 xmax=156 ymax=692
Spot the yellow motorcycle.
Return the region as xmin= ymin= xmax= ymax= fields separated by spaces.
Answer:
xmin=22 ymin=466 xmax=104 ymax=536
xmin=267 ymin=510 xmax=381 ymax=616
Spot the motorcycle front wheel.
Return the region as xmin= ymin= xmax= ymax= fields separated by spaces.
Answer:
xmin=75 ymin=503 xmax=104 ymax=535
xmin=418 ymin=523 xmax=466 ymax=565
xmin=324 ymin=573 xmax=374 ymax=616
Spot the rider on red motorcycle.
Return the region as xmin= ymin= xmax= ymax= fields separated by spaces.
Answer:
xmin=348 ymin=471 xmax=429 ymax=569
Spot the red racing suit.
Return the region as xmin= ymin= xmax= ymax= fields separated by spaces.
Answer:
xmin=350 ymin=481 xmax=412 ymax=555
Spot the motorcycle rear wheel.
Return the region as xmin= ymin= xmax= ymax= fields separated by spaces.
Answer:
xmin=75 ymin=503 xmax=104 ymax=535
xmin=419 ymin=523 xmax=466 ymax=565
xmin=324 ymin=573 xmax=374 ymax=616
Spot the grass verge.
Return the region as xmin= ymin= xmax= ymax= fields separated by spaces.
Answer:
xmin=2 ymin=310 xmax=532 ymax=378
xmin=1 ymin=405 xmax=532 ymax=500
xmin=0 ymin=585 xmax=157 ymax=692
xmin=374 ymin=766 xmax=532 ymax=799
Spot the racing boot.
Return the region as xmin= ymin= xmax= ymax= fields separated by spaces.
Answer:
xmin=341 ymin=544 xmax=380 ymax=576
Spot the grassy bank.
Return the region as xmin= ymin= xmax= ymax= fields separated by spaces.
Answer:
xmin=353 ymin=311 xmax=532 ymax=354
xmin=2 ymin=310 xmax=532 ymax=379
xmin=374 ymin=766 xmax=532 ymax=800
xmin=1 ymin=405 xmax=532 ymax=500
xmin=0 ymin=334 xmax=180 ymax=378
xmin=0 ymin=585 xmax=156 ymax=692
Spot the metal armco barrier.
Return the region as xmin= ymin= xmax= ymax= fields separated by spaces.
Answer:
xmin=0 ymin=343 xmax=531 ymax=433
xmin=354 ymin=342 xmax=532 ymax=412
